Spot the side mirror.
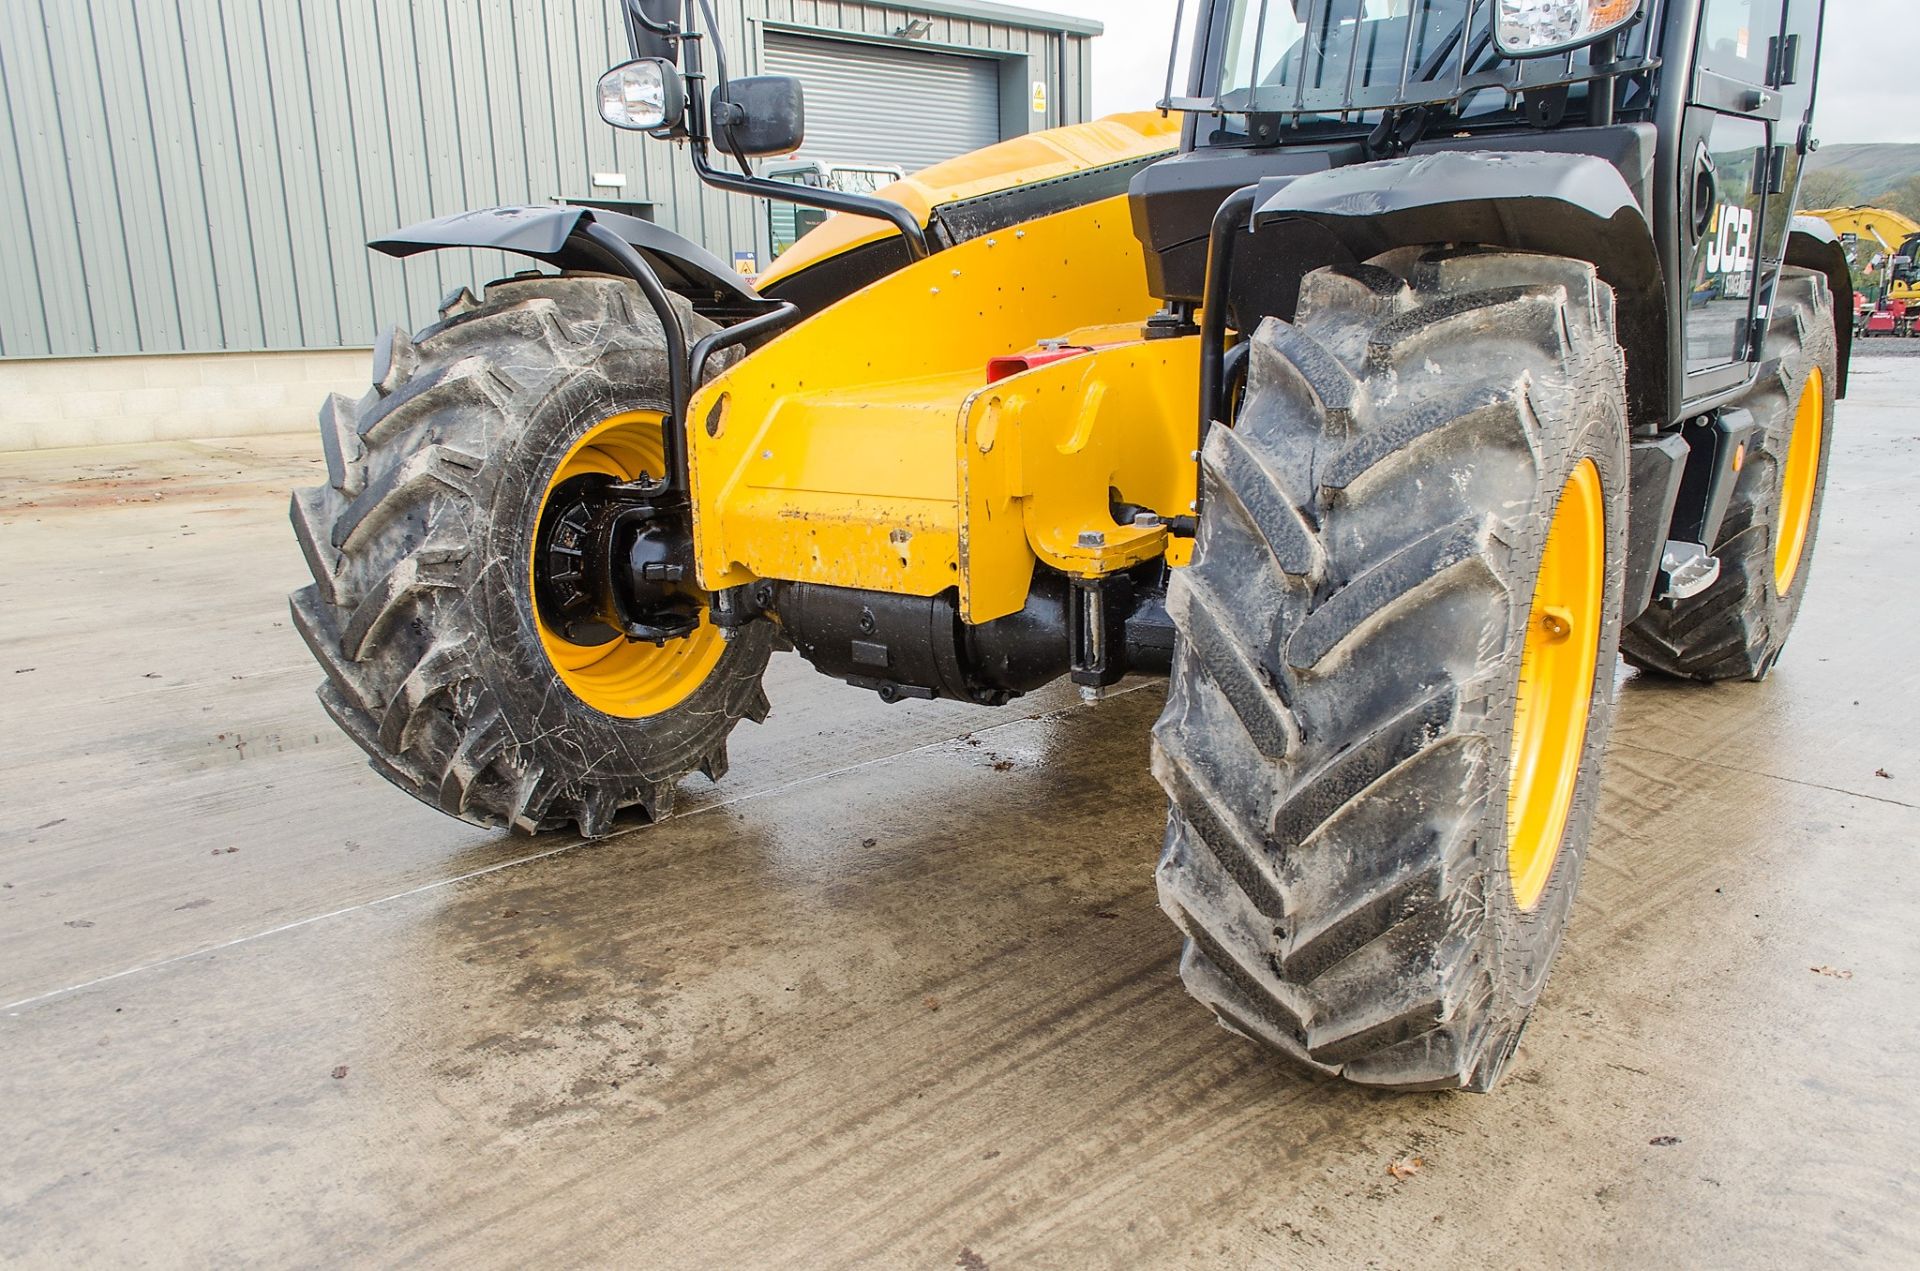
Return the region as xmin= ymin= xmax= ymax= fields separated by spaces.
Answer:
xmin=711 ymin=76 xmax=806 ymax=158
xmin=598 ymin=58 xmax=687 ymax=134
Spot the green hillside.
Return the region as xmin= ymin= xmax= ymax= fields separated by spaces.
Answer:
xmin=1803 ymin=143 xmax=1920 ymax=211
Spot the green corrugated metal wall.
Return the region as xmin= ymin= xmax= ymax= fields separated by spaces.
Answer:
xmin=0 ymin=0 xmax=1094 ymax=359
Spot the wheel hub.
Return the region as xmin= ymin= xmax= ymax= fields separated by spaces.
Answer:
xmin=534 ymin=473 xmax=702 ymax=647
xmin=530 ymin=410 xmax=726 ymax=720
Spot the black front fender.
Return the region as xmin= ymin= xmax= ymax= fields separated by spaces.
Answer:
xmin=370 ymin=205 xmax=764 ymax=317
xmin=1251 ymin=148 xmax=1669 ymax=429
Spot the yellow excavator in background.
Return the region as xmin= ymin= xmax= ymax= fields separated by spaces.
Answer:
xmin=1807 ymin=205 xmax=1920 ymax=330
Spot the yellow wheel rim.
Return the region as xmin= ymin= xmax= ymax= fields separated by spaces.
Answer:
xmin=1507 ymin=458 xmax=1606 ymax=912
xmin=533 ymin=411 xmax=725 ymax=719
xmin=1774 ymin=368 xmax=1825 ymax=595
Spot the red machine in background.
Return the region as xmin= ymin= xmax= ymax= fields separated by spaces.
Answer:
xmin=1857 ymin=293 xmax=1917 ymax=338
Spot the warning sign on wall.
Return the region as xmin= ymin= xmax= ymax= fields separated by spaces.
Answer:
xmin=1031 ymin=81 xmax=1048 ymax=115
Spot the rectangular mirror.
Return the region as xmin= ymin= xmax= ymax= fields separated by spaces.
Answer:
xmin=712 ymin=76 xmax=807 ymax=158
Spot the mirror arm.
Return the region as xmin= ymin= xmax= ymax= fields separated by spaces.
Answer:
xmin=681 ymin=10 xmax=711 ymax=141
xmin=688 ymin=144 xmax=931 ymax=261
xmin=676 ymin=1 xmax=927 ymax=260
xmin=623 ymin=0 xmax=681 ymax=61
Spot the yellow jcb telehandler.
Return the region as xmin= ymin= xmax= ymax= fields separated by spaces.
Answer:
xmin=291 ymin=0 xmax=1849 ymax=1091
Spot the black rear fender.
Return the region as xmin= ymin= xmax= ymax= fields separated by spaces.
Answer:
xmin=370 ymin=205 xmax=766 ymax=322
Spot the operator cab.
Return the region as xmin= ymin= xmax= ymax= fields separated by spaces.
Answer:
xmin=1133 ymin=0 xmax=1838 ymax=427
xmin=1132 ymin=0 xmax=1662 ymax=308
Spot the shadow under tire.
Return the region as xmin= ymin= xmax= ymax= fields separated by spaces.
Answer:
xmin=288 ymin=274 xmax=773 ymax=837
xmin=1623 ymin=267 xmax=1838 ymax=682
xmin=1152 ymin=248 xmax=1630 ymax=1092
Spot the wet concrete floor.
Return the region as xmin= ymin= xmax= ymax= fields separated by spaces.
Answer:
xmin=2 ymin=356 xmax=1917 ymax=1268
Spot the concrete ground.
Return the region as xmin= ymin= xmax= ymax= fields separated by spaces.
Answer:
xmin=2 ymin=354 xmax=1916 ymax=1270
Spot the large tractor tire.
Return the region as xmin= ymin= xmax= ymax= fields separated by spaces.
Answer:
xmin=1153 ymin=249 xmax=1630 ymax=1091
xmin=289 ymin=274 xmax=774 ymax=837
xmin=1623 ymin=267 xmax=1838 ymax=681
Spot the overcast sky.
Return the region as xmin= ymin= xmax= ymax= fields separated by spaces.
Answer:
xmin=1043 ymin=0 xmax=1914 ymax=145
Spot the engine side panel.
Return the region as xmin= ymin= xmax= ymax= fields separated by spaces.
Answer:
xmin=755 ymin=112 xmax=1181 ymax=297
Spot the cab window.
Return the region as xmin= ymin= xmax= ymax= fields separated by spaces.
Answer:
xmin=1698 ymin=0 xmax=1771 ymax=82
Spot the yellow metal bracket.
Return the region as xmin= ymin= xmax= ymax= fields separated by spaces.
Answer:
xmin=959 ymin=338 xmax=1198 ymax=620
xmin=688 ymin=194 xmax=1198 ymax=624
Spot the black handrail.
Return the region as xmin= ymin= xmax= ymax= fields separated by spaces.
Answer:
xmin=690 ymin=300 xmax=801 ymax=387
xmin=580 ymin=221 xmax=694 ymax=492
xmin=1196 ymin=185 xmax=1260 ymax=512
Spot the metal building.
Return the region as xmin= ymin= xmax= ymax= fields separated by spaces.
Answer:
xmin=0 ymin=0 xmax=1101 ymax=363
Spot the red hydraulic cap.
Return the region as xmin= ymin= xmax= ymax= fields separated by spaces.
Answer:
xmin=987 ymin=346 xmax=1094 ymax=383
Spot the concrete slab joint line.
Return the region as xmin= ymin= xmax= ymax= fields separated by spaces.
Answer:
xmin=1613 ymin=740 xmax=1920 ymax=812
xmin=0 ymin=683 xmax=1155 ymax=1016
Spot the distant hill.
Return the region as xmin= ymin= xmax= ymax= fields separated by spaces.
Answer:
xmin=1804 ymin=143 xmax=1920 ymax=206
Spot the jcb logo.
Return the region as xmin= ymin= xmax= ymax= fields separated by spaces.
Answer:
xmin=1706 ymin=204 xmax=1756 ymax=277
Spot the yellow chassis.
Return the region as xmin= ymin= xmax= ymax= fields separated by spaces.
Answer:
xmin=689 ymin=192 xmax=1198 ymax=625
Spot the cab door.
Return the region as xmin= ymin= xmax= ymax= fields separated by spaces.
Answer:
xmin=1681 ymin=0 xmax=1787 ymax=393
xmin=1758 ymin=0 xmax=1829 ymax=281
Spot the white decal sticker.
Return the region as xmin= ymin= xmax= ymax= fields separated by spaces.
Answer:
xmin=1708 ymin=204 xmax=1757 ymax=282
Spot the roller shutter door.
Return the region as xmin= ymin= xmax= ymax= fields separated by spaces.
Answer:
xmin=762 ymin=33 xmax=1002 ymax=174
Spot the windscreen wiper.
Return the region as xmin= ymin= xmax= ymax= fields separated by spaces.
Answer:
xmin=1366 ymin=11 xmax=1491 ymax=155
